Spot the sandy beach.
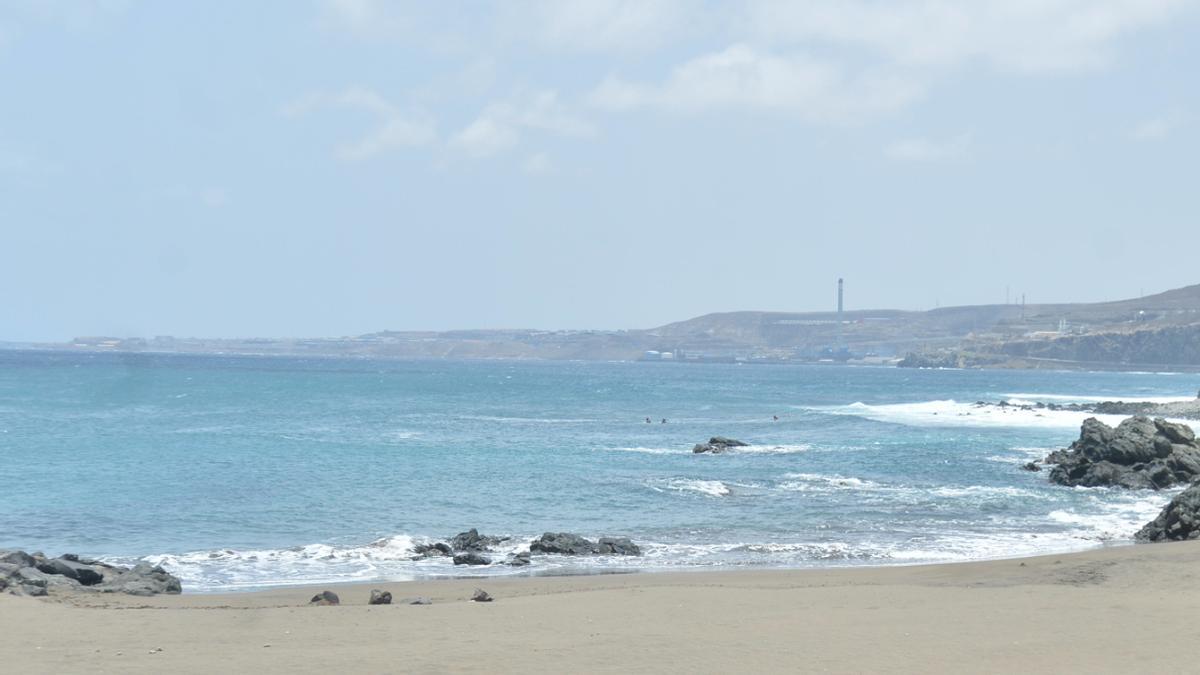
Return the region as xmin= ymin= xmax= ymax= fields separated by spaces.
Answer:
xmin=4 ymin=541 xmax=1199 ymax=674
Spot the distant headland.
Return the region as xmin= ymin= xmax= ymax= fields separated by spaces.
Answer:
xmin=5 ymin=283 xmax=1200 ymax=372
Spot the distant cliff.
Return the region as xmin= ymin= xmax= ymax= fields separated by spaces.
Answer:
xmin=900 ymin=323 xmax=1200 ymax=370
xmin=995 ymin=324 xmax=1200 ymax=366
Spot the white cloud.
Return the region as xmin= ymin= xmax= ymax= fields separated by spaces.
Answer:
xmin=1131 ymin=109 xmax=1185 ymax=141
xmin=451 ymin=90 xmax=594 ymax=157
xmin=588 ymin=44 xmax=923 ymax=121
xmin=283 ymin=87 xmax=436 ymax=161
xmin=885 ymin=133 xmax=972 ymax=162
xmin=510 ymin=0 xmax=692 ymax=52
xmin=743 ymin=0 xmax=1191 ymax=73
xmin=522 ymin=152 xmax=553 ymax=174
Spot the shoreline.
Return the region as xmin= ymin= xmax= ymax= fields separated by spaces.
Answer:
xmin=5 ymin=541 xmax=1200 ymax=672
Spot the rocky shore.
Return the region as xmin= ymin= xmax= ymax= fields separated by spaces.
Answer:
xmin=1030 ymin=416 xmax=1200 ymax=489
xmin=0 ymin=550 xmax=182 ymax=597
xmin=413 ymin=529 xmax=642 ymax=567
xmin=977 ymin=396 xmax=1200 ymax=420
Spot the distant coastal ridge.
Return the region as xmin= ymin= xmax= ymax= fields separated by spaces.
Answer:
xmin=6 ymin=283 xmax=1200 ymax=371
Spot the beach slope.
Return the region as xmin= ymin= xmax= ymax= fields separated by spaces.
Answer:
xmin=3 ymin=542 xmax=1198 ymax=674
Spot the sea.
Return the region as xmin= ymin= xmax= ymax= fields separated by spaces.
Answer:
xmin=1 ymin=350 xmax=1196 ymax=592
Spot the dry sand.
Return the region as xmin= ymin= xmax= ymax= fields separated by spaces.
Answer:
xmin=4 ymin=541 xmax=1200 ymax=674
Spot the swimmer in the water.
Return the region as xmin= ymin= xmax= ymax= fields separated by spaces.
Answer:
xmin=645 ymin=417 xmax=651 ymax=423
xmin=661 ymin=418 xmax=667 ymax=424
xmin=773 ymin=415 xmax=779 ymax=421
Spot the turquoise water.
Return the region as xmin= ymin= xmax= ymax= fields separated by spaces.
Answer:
xmin=1 ymin=350 xmax=1195 ymax=591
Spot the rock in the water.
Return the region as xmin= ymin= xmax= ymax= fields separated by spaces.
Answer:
xmin=1042 ymin=417 xmax=1200 ymax=489
xmin=506 ymin=551 xmax=532 ymax=567
xmin=412 ymin=542 xmax=453 ymax=558
xmin=692 ymin=436 xmax=751 ymax=454
xmin=368 ymin=589 xmax=392 ymax=605
xmin=529 ymin=532 xmax=642 ymax=556
xmin=1136 ymin=484 xmax=1200 ymax=542
xmin=310 ymin=590 xmax=340 ymax=606
xmin=530 ymin=532 xmax=600 ymax=555
xmin=102 ymin=562 xmax=182 ymax=596
xmin=1022 ymin=462 xmax=1042 ymax=472
xmin=471 ymin=588 xmax=492 ymax=602
xmin=449 ymin=529 xmax=507 ymax=552
xmin=596 ymin=537 xmax=642 ymax=556
xmin=452 ymin=552 xmax=492 ymax=566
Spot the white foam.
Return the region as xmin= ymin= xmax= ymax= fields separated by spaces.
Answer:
xmin=821 ymin=399 xmax=1131 ymax=429
xmin=778 ymin=473 xmax=884 ymax=492
xmin=607 ymin=446 xmax=689 ymax=455
xmin=648 ymin=478 xmax=733 ymax=497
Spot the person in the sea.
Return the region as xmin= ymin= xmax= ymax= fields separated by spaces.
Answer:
xmin=661 ymin=418 xmax=667 ymax=424
xmin=773 ymin=415 xmax=778 ymax=421
xmin=645 ymin=417 xmax=651 ymax=423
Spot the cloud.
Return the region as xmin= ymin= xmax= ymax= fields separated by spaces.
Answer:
xmin=510 ymin=0 xmax=692 ymax=52
xmin=283 ymin=87 xmax=436 ymax=161
xmin=522 ymin=152 xmax=553 ymax=174
xmin=884 ymin=133 xmax=972 ymax=162
xmin=1131 ymin=110 xmax=1185 ymax=141
xmin=743 ymin=0 xmax=1191 ymax=73
xmin=451 ymin=90 xmax=594 ymax=157
xmin=588 ymin=44 xmax=923 ymax=121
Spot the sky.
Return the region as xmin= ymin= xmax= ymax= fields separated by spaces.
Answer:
xmin=1 ymin=0 xmax=1198 ymax=341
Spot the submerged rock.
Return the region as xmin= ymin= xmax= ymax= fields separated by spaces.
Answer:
xmin=452 ymin=552 xmax=492 ymax=566
xmin=692 ymin=437 xmax=750 ymax=454
xmin=1042 ymin=417 xmax=1200 ymax=489
xmin=368 ymin=589 xmax=392 ymax=605
xmin=1136 ymin=484 xmax=1200 ymax=542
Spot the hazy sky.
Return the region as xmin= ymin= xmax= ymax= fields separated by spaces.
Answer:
xmin=2 ymin=1 xmax=1198 ymax=341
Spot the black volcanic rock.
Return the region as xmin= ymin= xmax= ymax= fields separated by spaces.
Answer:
xmin=1 ymin=551 xmax=181 ymax=597
xmin=529 ymin=532 xmax=641 ymax=556
xmin=452 ymin=552 xmax=492 ymax=566
xmin=449 ymin=529 xmax=507 ymax=552
xmin=1136 ymin=484 xmax=1200 ymax=542
xmin=1043 ymin=417 xmax=1200 ymax=489
xmin=692 ymin=437 xmax=750 ymax=454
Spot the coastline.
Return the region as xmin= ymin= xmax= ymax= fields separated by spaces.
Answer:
xmin=5 ymin=541 xmax=1200 ymax=673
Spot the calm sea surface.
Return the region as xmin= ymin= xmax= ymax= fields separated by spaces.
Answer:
xmin=1 ymin=350 xmax=1195 ymax=591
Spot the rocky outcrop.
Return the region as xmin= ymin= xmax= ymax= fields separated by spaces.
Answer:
xmin=450 ymin=529 xmax=507 ymax=552
xmin=0 ymin=550 xmax=182 ymax=597
xmin=529 ymin=532 xmax=641 ymax=556
xmin=692 ymin=437 xmax=750 ymax=454
xmin=1136 ymin=484 xmax=1200 ymax=542
xmin=506 ymin=551 xmax=532 ymax=567
xmin=1042 ymin=417 xmax=1200 ymax=489
xmin=596 ymin=537 xmax=641 ymax=555
xmin=369 ymin=589 xmax=392 ymax=605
